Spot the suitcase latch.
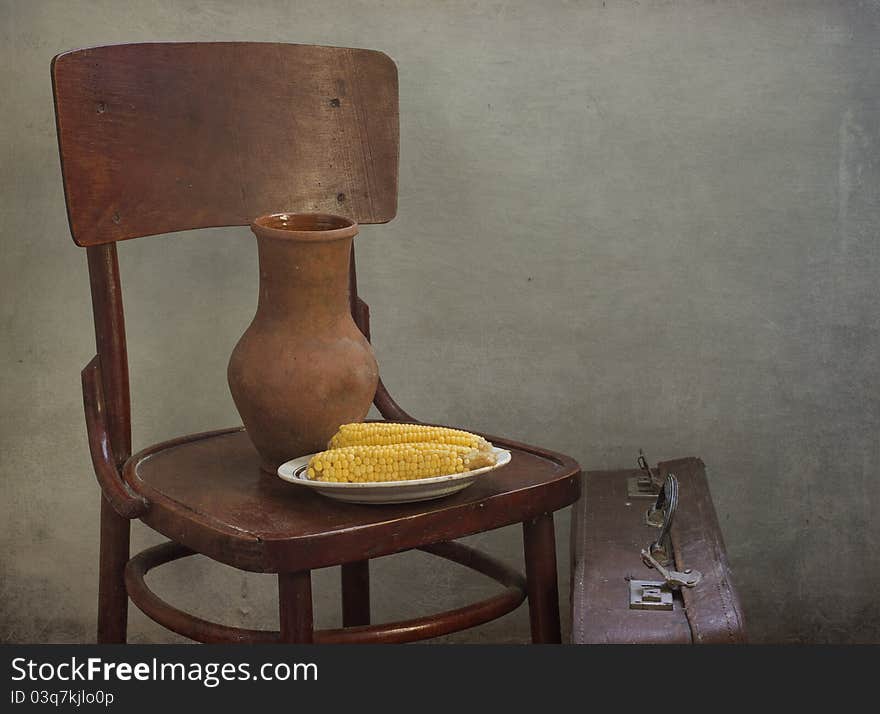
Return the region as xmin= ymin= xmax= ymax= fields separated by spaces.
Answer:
xmin=629 ymin=580 xmax=674 ymax=610
xmin=640 ymin=549 xmax=702 ymax=588
xmin=627 ymin=451 xmax=662 ymax=498
xmin=628 ymin=555 xmax=702 ymax=611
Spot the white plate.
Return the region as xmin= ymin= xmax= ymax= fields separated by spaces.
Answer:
xmin=277 ymin=447 xmax=512 ymax=504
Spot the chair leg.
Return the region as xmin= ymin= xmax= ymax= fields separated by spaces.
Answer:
xmin=97 ymin=496 xmax=130 ymax=643
xmin=522 ymin=512 xmax=562 ymax=643
xmin=278 ymin=571 xmax=314 ymax=643
xmin=341 ymin=560 xmax=371 ymax=627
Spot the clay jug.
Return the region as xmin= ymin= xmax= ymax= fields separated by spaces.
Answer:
xmin=228 ymin=212 xmax=379 ymax=473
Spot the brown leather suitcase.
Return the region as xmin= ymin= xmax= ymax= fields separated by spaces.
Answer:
xmin=570 ymin=456 xmax=747 ymax=644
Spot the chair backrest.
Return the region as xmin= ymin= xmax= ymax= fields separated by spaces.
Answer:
xmin=52 ymin=42 xmax=399 ymax=466
xmin=52 ymin=42 xmax=399 ymax=246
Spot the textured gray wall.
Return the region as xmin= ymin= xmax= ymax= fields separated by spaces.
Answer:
xmin=1 ymin=0 xmax=878 ymax=644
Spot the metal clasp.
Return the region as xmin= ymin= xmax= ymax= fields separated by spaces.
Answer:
xmin=640 ymin=549 xmax=702 ymax=588
xmin=626 ymin=450 xmax=661 ymax=498
xmin=629 ymin=579 xmax=674 ymax=610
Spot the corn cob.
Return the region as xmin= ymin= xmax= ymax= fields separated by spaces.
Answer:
xmin=306 ymin=443 xmax=497 ymax=483
xmin=328 ymin=422 xmax=492 ymax=453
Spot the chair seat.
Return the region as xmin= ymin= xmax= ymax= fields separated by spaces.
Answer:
xmin=123 ymin=427 xmax=581 ymax=573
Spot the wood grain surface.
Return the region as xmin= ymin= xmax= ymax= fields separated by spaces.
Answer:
xmin=52 ymin=42 xmax=399 ymax=246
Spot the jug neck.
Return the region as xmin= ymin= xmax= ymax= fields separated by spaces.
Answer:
xmin=254 ymin=234 xmax=354 ymax=325
xmin=249 ymin=213 xmax=359 ymax=328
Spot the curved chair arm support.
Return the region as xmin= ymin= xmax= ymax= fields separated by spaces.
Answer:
xmin=82 ymin=356 xmax=149 ymax=519
xmin=352 ymin=296 xmax=372 ymax=342
xmin=374 ymin=378 xmax=419 ymax=423
xmin=351 ymin=297 xmax=419 ymax=423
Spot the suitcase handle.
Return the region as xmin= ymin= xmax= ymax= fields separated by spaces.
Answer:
xmin=640 ymin=473 xmax=703 ymax=589
xmin=646 ymin=473 xmax=678 ymax=548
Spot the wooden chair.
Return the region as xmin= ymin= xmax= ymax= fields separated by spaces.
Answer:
xmin=52 ymin=42 xmax=581 ymax=644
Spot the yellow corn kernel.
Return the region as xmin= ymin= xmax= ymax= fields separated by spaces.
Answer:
xmin=306 ymin=443 xmax=496 ymax=483
xmin=328 ymin=422 xmax=492 ymax=453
